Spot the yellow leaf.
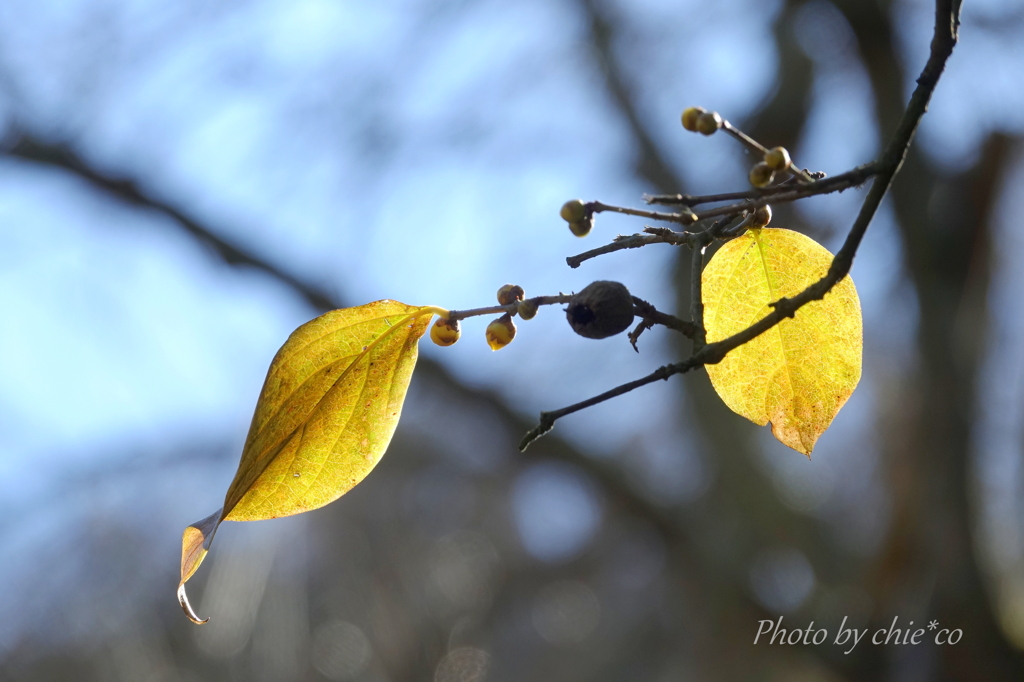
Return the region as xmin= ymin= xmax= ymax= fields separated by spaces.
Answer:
xmin=178 ymin=300 xmax=439 ymax=623
xmin=702 ymin=228 xmax=862 ymax=456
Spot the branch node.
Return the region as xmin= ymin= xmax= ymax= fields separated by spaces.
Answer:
xmin=628 ymin=318 xmax=655 ymax=352
xmin=769 ymin=296 xmax=798 ymax=319
xmin=631 ymin=296 xmax=698 ymax=338
xmin=519 ymin=413 xmax=556 ymax=451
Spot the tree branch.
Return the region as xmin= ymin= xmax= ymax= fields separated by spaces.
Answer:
xmin=631 ymin=296 xmax=697 ymax=339
xmin=589 ymin=200 xmax=695 ymax=225
xmin=567 ymin=217 xmax=746 ymax=270
xmin=1 ymin=132 xmax=338 ymax=314
xmin=642 ymin=172 xmax=829 ymax=207
xmin=719 ymin=119 xmax=816 ymax=183
xmin=566 ymin=230 xmax=688 ymax=268
xmin=690 ymin=162 xmax=878 ymax=220
xmin=568 ymin=164 xmax=877 ymax=271
xmin=689 ymin=235 xmax=707 ymax=351
xmin=521 ymin=0 xmax=961 ymax=450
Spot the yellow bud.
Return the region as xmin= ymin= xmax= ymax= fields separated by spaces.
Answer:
xmin=569 ymin=216 xmax=593 ymax=237
xmin=751 ymin=204 xmax=772 ymax=228
xmin=496 ymin=284 xmax=525 ymax=305
xmin=696 ymin=111 xmax=723 ymax=136
xmin=681 ymin=106 xmax=706 ymax=132
xmin=430 ymin=317 xmax=461 ymax=347
xmin=764 ymin=146 xmax=792 ymax=171
xmin=748 ymin=162 xmax=775 ymax=188
xmin=560 ymin=199 xmax=587 ymax=223
xmin=485 ymin=313 xmax=516 ymax=351
xmin=517 ymin=298 xmax=539 ymax=320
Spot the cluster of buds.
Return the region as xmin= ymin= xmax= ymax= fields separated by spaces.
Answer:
xmin=682 ymin=105 xmax=795 ymax=191
xmin=681 ymin=106 xmax=723 ymax=136
xmin=748 ymin=146 xmax=792 ymax=188
xmin=485 ymin=284 xmax=525 ymax=350
xmin=559 ymin=199 xmax=594 ymax=237
xmin=431 ymin=284 xmax=530 ymax=351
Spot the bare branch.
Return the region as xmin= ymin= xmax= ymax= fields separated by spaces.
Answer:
xmin=446 ymin=294 xmax=574 ymax=322
xmin=689 ymin=237 xmax=707 ymax=351
xmin=642 ymin=172 xmax=828 ymax=207
xmin=720 ymin=119 xmax=816 ymax=183
xmin=589 ymin=200 xmax=695 ymax=225
xmin=567 ymin=215 xmax=746 ymax=270
xmin=566 ymin=230 xmax=689 ymax=269
xmin=631 ymin=297 xmax=697 ymax=339
xmin=691 ymin=162 xmax=879 ymax=220
xmin=627 ymin=317 xmax=654 ymax=353
xmin=521 ymin=0 xmax=961 ymax=450
xmin=1 ymin=131 xmax=337 ymax=313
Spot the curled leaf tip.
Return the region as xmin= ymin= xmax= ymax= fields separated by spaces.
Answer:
xmin=175 ymin=302 xmax=435 ymax=623
xmin=178 ymin=508 xmax=221 ymax=624
xmin=177 ymin=583 xmax=209 ymax=624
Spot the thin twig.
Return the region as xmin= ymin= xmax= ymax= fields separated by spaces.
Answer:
xmin=631 ymin=297 xmax=698 ymax=339
xmin=627 ymin=318 xmax=654 ymax=352
xmin=645 ymin=188 xmax=769 ymax=207
xmin=691 ymin=162 xmax=879 ymax=220
xmin=520 ymin=0 xmax=961 ymax=451
xmin=721 ymin=120 xmax=816 ymax=184
xmin=446 ymin=294 xmax=574 ymax=322
xmin=720 ymin=119 xmax=769 ymax=157
xmin=566 ymin=231 xmax=692 ymax=268
xmin=689 ymin=237 xmax=707 ymax=351
xmin=566 ymin=214 xmax=747 ymax=270
xmin=589 ymin=200 xmax=696 ymax=225
xmin=644 ymin=164 xmax=873 ymax=215
xmin=642 ymin=174 xmax=819 ymax=207
xmin=718 ymin=213 xmax=757 ymax=239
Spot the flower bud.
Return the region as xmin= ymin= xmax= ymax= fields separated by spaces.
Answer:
xmin=751 ymin=204 xmax=772 ymax=228
xmin=496 ymin=284 xmax=525 ymax=305
xmin=748 ymin=162 xmax=775 ymax=188
xmin=764 ymin=146 xmax=792 ymax=171
xmin=560 ymin=199 xmax=587 ymax=223
xmin=681 ymin=106 xmax=706 ymax=132
xmin=430 ymin=317 xmax=461 ymax=347
xmin=517 ymin=298 xmax=539 ymax=320
xmin=566 ymin=281 xmax=634 ymax=339
xmin=569 ymin=216 xmax=593 ymax=238
xmin=485 ymin=313 xmax=516 ymax=350
xmin=696 ymin=111 xmax=723 ymax=136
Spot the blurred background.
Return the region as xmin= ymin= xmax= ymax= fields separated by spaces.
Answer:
xmin=1 ymin=0 xmax=1023 ymax=679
